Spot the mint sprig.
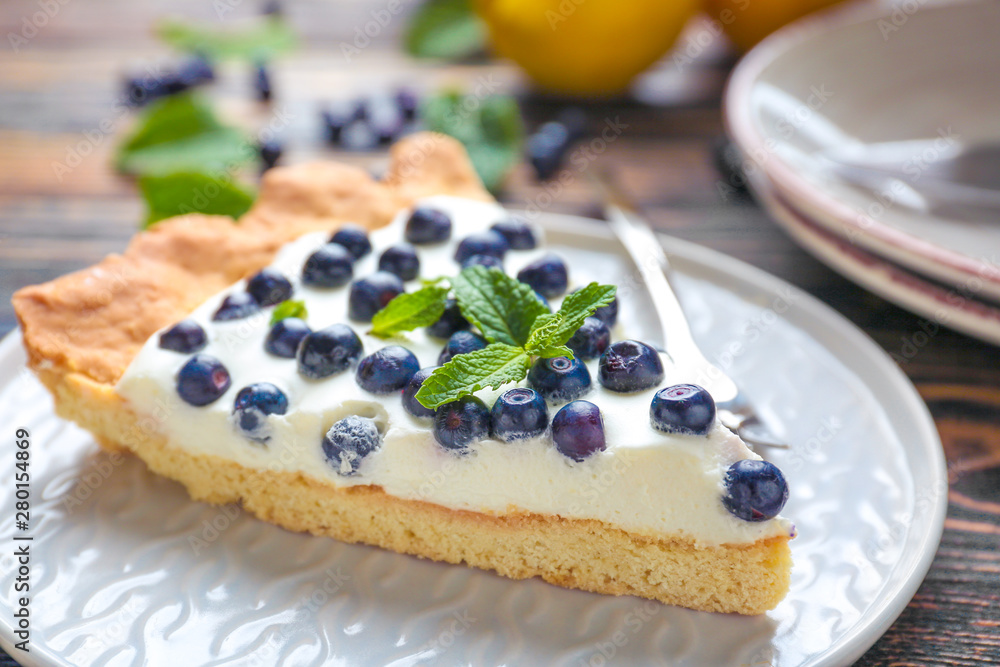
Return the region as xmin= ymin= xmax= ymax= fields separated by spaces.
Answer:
xmin=370 ymin=285 xmax=450 ymax=338
xmin=400 ymin=267 xmax=615 ymax=410
xmin=270 ymin=299 xmax=307 ymax=325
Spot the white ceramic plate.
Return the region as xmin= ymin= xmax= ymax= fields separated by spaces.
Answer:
xmin=750 ymin=173 xmax=1000 ymax=346
xmin=0 ymin=214 xmax=945 ymax=667
xmin=725 ymin=0 xmax=1000 ymax=302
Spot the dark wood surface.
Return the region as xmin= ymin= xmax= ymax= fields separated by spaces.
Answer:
xmin=1 ymin=1 xmax=998 ymax=665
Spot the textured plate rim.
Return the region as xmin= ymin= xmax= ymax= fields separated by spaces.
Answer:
xmin=0 ymin=211 xmax=946 ymax=667
xmin=723 ymin=0 xmax=1000 ymax=296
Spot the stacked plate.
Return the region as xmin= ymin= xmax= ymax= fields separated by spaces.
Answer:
xmin=725 ymin=0 xmax=1000 ymax=345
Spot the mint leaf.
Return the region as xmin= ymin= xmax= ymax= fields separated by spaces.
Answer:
xmin=415 ymin=344 xmax=530 ymax=409
xmin=451 ymin=266 xmax=548 ymax=347
xmin=139 ymin=171 xmax=255 ymax=227
xmin=157 ymin=16 xmax=296 ymax=61
xmin=369 ymin=285 xmax=450 ymax=338
xmin=404 ymin=0 xmax=486 ymax=61
xmin=270 ymin=300 xmax=307 ymax=325
xmin=116 ymin=93 xmax=255 ymax=176
xmin=421 ymin=90 xmax=524 ymax=192
xmin=525 ymin=283 xmax=616 ymax=353
xmin=531 ymin=345 xmax=574 ymax=359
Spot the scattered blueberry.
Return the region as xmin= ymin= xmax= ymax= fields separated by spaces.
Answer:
xmin=405 ymin=207 xmax=452 ymax=244
xmin=265 ymin=317 xmax=311 ymax=358
xmin=356 ymin=345 xmax=420 ymax=394
xmin=490 ymin=388 xmax=549 ymax=442
xmin=322 ymin=415 xmax=382 ymax=475
xmin=461 ymin=254 xmax=504 ymax=271
xmin=232 ymin=382 xmax=288 ymax=441
xmin=176 ymin=354 xmax=231 ymax=406
xmin=296 ymin=324 xmax=364 ymax=379
xmin=402 ymin=367 xmax=439 ymax=418
xmin=378 ymin=243 xmax=420 ymax=281
xmin=213 ymin=292 xmax=261 ymax=321
xmin=490 ymin=217 xmax=537 ymax=250
xmin=348 ymin=271 xmax=405 ymax=322
xmin=302 ymin=243 xmax=354 ymax=288
xmin=551 ymin=400 xmax=606 ymax=461
xmin=454 ymin=231 xmax=509 ymax=265
xmin=650 ymin=384 xmax=716 ymax=436
xmin=516 ymin=253 xmax=568 ymax=298
xmin=592 ymin=294 xmax=619 ymax=328
xmin=254 ymin=63 xmax=272 ymax=102
xmin=340 ymin=119 xmax=379 ymax=151
xmin=426 ymin=297 xmax=470 ymax=339
xmin=527 ymin=356 xmax=591 ymax=402
xmin=438 ymin=330 xmax=488 ymax=364
xmin=434 ymin=396 xmax=490 ymax=452
xmin=598 ymin=340 xmax=664 ymax=392
xmin=177 ymin=56 xmax=215 ymax=87
xmin=368 ymin=100 xmax=404 ymax=145
xmin=395 ymin=87 xmax=419 ymax=121
xmin=330 ymin=224 xmax=372 ymax=260
xmin=566 ymin=317 xmax=610 ymax=360
xmin=159 ymin=319 xmax=207 ymax=353
xmin=321 ymin=104 xmax=355 ymax=144
xmin=247 ymin=268 xmax=293 ymax=306
xmin=722 ymin=459 xmax=789 ymax=522
xmin=259 ymin=139 xmax=282 ymax=171
xmin=528 ymin=121 xmax=571 ymax=181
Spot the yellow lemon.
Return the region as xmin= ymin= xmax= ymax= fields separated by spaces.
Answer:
xmin=474 ymin=0 xmax=700 ymax=96
xmin=704 ymin=0 xmax=849 ymax=52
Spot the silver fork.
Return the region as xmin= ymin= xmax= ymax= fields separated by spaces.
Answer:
xmin=589 ymin=170 xmax=788 ymax=451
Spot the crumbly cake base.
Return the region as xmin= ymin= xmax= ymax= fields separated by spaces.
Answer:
xmin=14 ymin=133 xmax=792 ymax=615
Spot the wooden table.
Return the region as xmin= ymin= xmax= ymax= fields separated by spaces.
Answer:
xmin=1 ymin=1 xmax=998 ymax=664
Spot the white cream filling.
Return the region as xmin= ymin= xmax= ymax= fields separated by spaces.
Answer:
xmin=117 ymin=196 xmax=793 ymax=547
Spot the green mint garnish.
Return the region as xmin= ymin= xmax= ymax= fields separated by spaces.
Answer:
xmin=139 ymin=171 xmax=255 ymax=227
xmin=397 ymin=266 xmax=616 ymax=410
xmin=451 ymin=266 xmax=550 ymax=347
xmin=270 ymin=299 xmax=308 ymax=326
xmin=369 ymin=285 xmax=450 ymax=338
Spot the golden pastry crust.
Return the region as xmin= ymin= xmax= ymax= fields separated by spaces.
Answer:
xmin=12 ymin=132 xmax=791 ymax=614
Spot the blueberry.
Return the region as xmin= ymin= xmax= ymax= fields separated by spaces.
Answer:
xmin=296 ymin=324 xmax=364 ymax=379
xmin=528 ymin=121 xmax=571 ymax=181
xmin=176 ymin=56 xmax=215 ymax=87
xmin=176 ymin=354 xmax=231 ymax=406
xmin=159 ymin=319 xmax=207 ymax=353
xmin=340 ymin=119 xmax=379 ymax=151
xmin=427 ymin=297 xmax=470 ymax=339
xmin=348 ymin=271 xmax=405 ymax=322
xmin=490 ymin=217 xmax=537 ymax=250
xmin=598 ymin=340 xmax=664 ymax=392
xmin=302 ymin=243 xmax=354 ymax=288
xmin=650 ymin=384 xmax=716 ymax=436
xmin=566 ymin=317 xmax=610 ymax=360
xmin=490 ymin=388 xmax=548 ymax=442
xmin=571 ymin=287 xmax=619 ymax=327
xmin=438 ymin=330 xmax=487 ymax=364
xmin=402 ymin=367 xmax=439 ymax=418
xmin=322 ymin=415 xmax=382 ymax=476
xmin=356 ymin=345 xmax=420 ymax=394
xmin=517 ymin=253 xmax=568 ymax=298
xmin=265 ymin=317 xmax=311 ymax=358
xmin=254 ymin=63 xmax=272 ymax=102
xmin=378 ymin=243 xmax=420 ymax=281
xmin=405 ymin=207 xmax=452 ymax=244
xmin=330 ymin=224 xmax=372 ymax=260
xmin=395 ymin=87 xmax=419 ymax=121
xmin=454 ymin=230 xmax=509 ymax=264
xmin=722 ymin=459 xmax=789 ymax=522
xmin=527 ymin=356 xmax=591 ymax=402
xmin=246 ymin=268 xmax=293 ymax=306
xmin=434 ymin=396 xmax=490 ymax=451
xmin=213 ymin=292 xmax=261 ymax=321
xmin=321 ymin=104 xmax=355 ymax=144
xmin=368 ymin=101 xmax=404 ymax=144
xmin=552 ymin=400 xmax=606 ymax=461
xmin=461 ymin=254 xmax=504 ymax=271
xmin=258 ymin=139 xmax=282 ymax=171
xmin=232 ymin=382 xmax=288 ymax=441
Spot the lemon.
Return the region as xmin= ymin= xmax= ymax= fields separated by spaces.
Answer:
xmin=704 ymin=0 xmax=848 ymax=52
xmin=474 ymin=0 xmax=699 ymax=96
